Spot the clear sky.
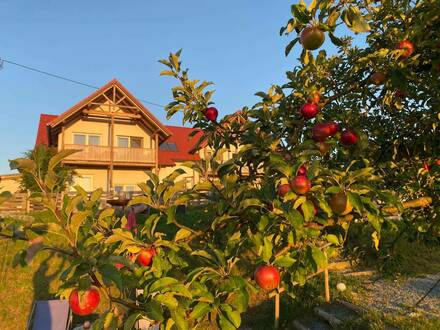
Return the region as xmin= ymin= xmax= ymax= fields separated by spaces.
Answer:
xmin=0 ymin=1 xmax=342 ymax=173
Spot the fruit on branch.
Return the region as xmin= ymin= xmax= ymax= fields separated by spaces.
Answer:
xmin=300 ymin=103 xmax=319 ymax=119
xmin=329 ymin=192 xmax=353 ymax=215
xmin=318 ymin=141 xmax=331 ymax=155
xmin=254 ymin=265 xmax=280 ymax=291
xmin=290 ymin=175 xmax=312 ymax=195
xmin=340 ymin=129 xmax=358 ymax=146
xmin=300 ymin=25 xmax=325 ymax=50
xmin=312 ymin=122 xmax=339 ymax=142
xmin=436 ymin=159 xmax=440 ymax=166
xmin=297 ymin=165 xmax=307 ymax=176
xmin=307 ymin=90 xmax=321 ymax=104
xmin=277 ymin=184 xmax=291 ymax=197
xmin=204 ymin=107 xmax=218 ymax=121
xmin=137 ymin=248 xmax=156 ymax=267
xmin=370 ymin=72 xmax=386 ymax=85
xmin=115 ymin=263 xmax=124 ymax=270
xmin=396 ymin=40 xmax=414 ymax=58
xmin=69 ymin=287 xmax=100 ymax=316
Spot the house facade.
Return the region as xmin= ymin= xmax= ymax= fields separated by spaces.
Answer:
xmin=34 ymin=79 xmax=223 ymax=194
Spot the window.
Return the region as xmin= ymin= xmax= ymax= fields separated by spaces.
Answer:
xmin=88 ymin=135 xmax=101 ymax=146
xmin=115 ymin=184 xmax=136 ymax=192
xmin=73 ymin=133 xmax=101 ymax=146
xmin=160 ymin=142 xmax=178 ymax=152
xmin=131 ymin=137 xmax=142 ymax=148
xmin=73 ymin=134 xmax=86 ymax=145
xmin=117 ymin=136 xmax=143 ymax=148
xmin=117 ymin=137 xmax=129 ymax=148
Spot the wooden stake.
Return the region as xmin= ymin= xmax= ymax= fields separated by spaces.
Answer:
xmin=274 ymin=293 xmax=280 ymax=329
xmin=324 ymin=267 xmax=330 ymax=303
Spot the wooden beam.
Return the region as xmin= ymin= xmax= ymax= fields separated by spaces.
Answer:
xmin=155 ymin=133 xmax=159 ymax=174
xmin=60 ymin=126 xmax=65 ymax=151
xmin=83 ymin=109 xmax=141 ymax=119
xmin=109 ymin=113 xmax=115 ymax=195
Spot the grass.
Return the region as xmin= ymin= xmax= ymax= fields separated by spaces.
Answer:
xmin=0 ymin=238 xmax=67 ymax=330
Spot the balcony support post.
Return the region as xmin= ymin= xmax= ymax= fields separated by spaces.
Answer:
xmin=60 ymin=125 xmax=65 ymax=151
xmin=155 ymin=132 xmax=159 ymax=175
xmin=109 ymin=114 xmax=115 ymax=195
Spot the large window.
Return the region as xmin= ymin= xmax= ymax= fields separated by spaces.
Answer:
xmin=117 ymin=136 xmax=143 ymax=148
xmin=73 ymin=133 xmax=101 ymax=146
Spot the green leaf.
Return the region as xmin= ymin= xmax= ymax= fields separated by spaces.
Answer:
xmin=47 ymin=149 xmax=78 ymax=171
xmin=371 ymin=231 xmax=380 ymax=250
xmin=262 ymin=237 xmax=273 ymax=263
xmin=326 ymin=234 xmax=340 ymax=245
xmin=154 ymin=293 xmax=179 ymax=309
xmin=347 ymin=191 xmax=364 ymax=214
xmin=285 ymin=38 xmax=299 ymax=57
xmin=145 ymin=300 xmax=164 ymax=322
xmin=311 ymin=246 xmax=327 ymax=269
xmin=221 ymin=304 xmax=241 ymax=328
xmin=189 ymin=302 xmax=211 ymax=320
xmin=150 ymin=277 xmax=180 ymax=293
xmin=124 ymin=313 xmax=141 ymax=330
xmin=174 ymin=228 xmax=192 ymax=242
xmin=170 ymin=308 xmax=189 ymax=330
xmin=218 ymin=314 xmax=236 ymax=330
xmin=273 ymin=255 xmax=296 ymax=268
xmin=229 ymin=289 xmax=249 ymax=313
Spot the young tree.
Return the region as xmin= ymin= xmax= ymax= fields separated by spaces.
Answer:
xmin=9 ymin=145 xmax=75 ymax=193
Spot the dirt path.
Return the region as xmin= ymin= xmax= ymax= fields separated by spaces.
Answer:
xmin=351 ymin=273 xmax=440 ymax=316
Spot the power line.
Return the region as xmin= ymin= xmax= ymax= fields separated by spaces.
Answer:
xmin=0 ymin=58 xmax=166 ymax=108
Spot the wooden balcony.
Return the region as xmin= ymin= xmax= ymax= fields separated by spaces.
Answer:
xmin=63 ymin=144 xmax=156 ymax=165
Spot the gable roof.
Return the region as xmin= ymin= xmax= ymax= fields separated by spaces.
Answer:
xmin=159 ymin=125 xmax=203 ymax=166
xmin=35 ymin=114 xmax=58 ymax=146
xmin=48 ymin=79 xmax=171 ymax=139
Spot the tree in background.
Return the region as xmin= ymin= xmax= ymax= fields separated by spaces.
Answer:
xmin=9 ymin=145 xmax=75 ymax=193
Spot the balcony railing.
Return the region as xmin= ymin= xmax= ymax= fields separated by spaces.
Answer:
xmin=63 ymin=144 xmax=156 ymax=164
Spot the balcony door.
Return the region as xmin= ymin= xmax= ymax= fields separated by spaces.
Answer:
xmin=117 ymin=136 xmax=143 ymax=148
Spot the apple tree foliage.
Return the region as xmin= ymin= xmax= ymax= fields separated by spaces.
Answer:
xmin=0 ymin=0 xmax=439 ymax=328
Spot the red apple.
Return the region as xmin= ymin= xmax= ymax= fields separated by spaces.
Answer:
xmin=340 ymin=129 xmax=358 ymax=146
xmin=277 ymin=184 xmax=291 ymax=197
xmin=436 ymin=159 xmax=440 ymax=166
xmin=312 ymin=122 xmax=338 ymax=142
xmin=137 ymin=248 xmax=156 ymax=267
xmin=254 ymin=265 xmax=280 ymax=291
xmin=290 ymin=176 xmax=312 ymax=195
xmin=69 ymin=288 xmax=100 ymax=316
xmin=297 ymin=165 xmax=307 ymax=176
xmin=326 ymin=121 xmax=339 ymax=136
xmin=300 ymin=103 xmax=319 ymax=119
xmin=396 ymin=40 xmax=414 ymax=58
xmin=205 ymin=107 xmax=218 ymax=121
xmin=307 ymin=91 xmax=321 ymax=104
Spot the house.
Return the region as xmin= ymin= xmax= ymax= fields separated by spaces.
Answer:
xmin=33 ymin=79 xmax=233 ymax=194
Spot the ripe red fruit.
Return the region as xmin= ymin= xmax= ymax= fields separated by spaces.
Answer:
xmin=115 ymin=263 xmax=124 ymax=270
xmin=300 ymin=103 xmax=319 ymax=119
xmin=300 ymin=26 xmax=325 ymax=50
xmin=277 ymin=184 xmax=291 ymax=197
xmin=423 ymin=163 xmax=430 ymax=171
xmin=312 ymin=122 xmax=338 ymax=142
xmin=290 ymin=176 xmax=312 ymax=195
xmin=436 ymin=159 xmax=440 ymax=166
xmin=69 ymin=288 xmax=100 ymax=316
xmin=326 ymin=121 xmax=339 ymax=136
xmin=205 ymin=107 xmax=218 ymax=122
xmin=370 ymin=72 xmax=386 ymax=85
xmin=340 ymin=129 xmax=358 ymax=146
xmin=307 ymin=91 xmax=321 ymax=104
xmin=254 ymin=265 xmax=280 ymax=291
xmin=396 ymin=40 xmax=414 ymax=58
xmin=137 ymin=248 xmax=156 ymax=267
xmin=297 ymin=165 xmax=307 ymax=176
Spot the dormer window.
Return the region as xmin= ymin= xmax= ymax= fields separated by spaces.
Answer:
xmin=160 ymin=142 xmax=178 ymax=152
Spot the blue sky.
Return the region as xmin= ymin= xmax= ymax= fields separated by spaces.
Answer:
xmin=0 ymin=1 xmax=343 ymax=173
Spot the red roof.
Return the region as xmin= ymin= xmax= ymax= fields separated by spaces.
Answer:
xmin=35 ymin=114 xmax=58 ymax=146
xmin=35 ymin=115 xmax=202 ymax=166
xmin=159 ymin=125 xmax=203 ymax=166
